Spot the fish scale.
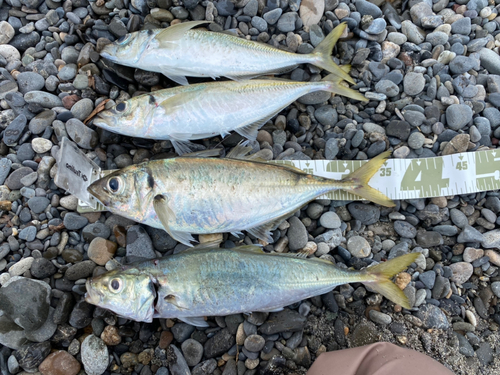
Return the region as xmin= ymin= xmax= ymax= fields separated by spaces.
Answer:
xmin=85 ymin=246 xmax=419 ymax=325
xmin=100 ymin=21 xmax=355 ymax=86
xmin=88 ymin=150 xmax=394 ymax=246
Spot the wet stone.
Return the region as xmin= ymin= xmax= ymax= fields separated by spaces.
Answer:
xmin=414 ymin=304 xmax=450 ymax=329
xmin=204 ymin=328 xmax=235 ymax=358
xmin=0 ymin=277 xmax=50 ymax=331
xmin=348 ymin=203 xmax=380 ymax=225
xmin=14 ymin=342 xmax=51 ymax=372
xmin=181 ymin=339 xmax=203 ymax=367
xmin=171 ymin=323 xmax=195 ymax=343
xmin=258 ymin=309 xmax=306 ymax=335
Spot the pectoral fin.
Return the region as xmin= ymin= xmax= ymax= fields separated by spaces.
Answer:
xmin=178 ymin=316 xmax=209 ymax=327
xmin=153 ymin=194 xmax=195 ymax=246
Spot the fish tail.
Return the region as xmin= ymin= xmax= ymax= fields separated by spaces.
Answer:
xmin=321 ymin=69 xmax=368 ymax=102
xmin=310 ymin=23 xmax=355 ymax=84
xmin=358 ymin=253 xmax=420 ymax=309
xmin=336 ymin=150 xmax=395 ymax=207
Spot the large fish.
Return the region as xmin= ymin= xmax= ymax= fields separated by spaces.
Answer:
xmin=93 ymin=74 xmax=367 ymax=155
xmin=87 ymin=147 xmax=394 ymax=246
xmin=100 ymin=21 xmax=354 ymax=86
xmin=85 ymin=244 xmax=419 ymax=326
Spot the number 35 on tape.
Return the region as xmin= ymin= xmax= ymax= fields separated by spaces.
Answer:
xmin=276 ymin=149 xmax=500 ymax=202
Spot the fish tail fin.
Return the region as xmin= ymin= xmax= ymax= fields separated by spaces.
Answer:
xmin=321 ymin=70 xmax=368 ymax=102
xmin=310 ymin=23 xmax=355 ymax=84
xmin=359 ymin=253 xmax=420 ymax=309
xmin=337 ymin=150 xmax=395 ymax=207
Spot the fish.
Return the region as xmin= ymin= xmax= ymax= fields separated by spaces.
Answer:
xmin=84 ymin=244 xmax=420 ymax=326
xmin=100 ymin=21 xmax=354 ymax=86
xmin=92 ymin=73 xmax=367 ymax=155
xmin=87 ymin=146 xmax=395 ymax=247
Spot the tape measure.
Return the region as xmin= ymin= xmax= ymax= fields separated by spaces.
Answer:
xmin=275 ymin=148 xmax=500 ymax=202
xmin=53 ymin=138 xmax=499 ymax=213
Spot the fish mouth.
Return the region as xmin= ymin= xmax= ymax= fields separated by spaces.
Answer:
xmin=87 ymin=182 xmax=110 ymax=206
xmin=100 ymin=46 xmax=117 ymax=61
xmin=84 ymin=279 xmax=102 ymax=305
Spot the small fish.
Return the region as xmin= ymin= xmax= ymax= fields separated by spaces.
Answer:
xmin=84 ymin=244 xmax=419 ymax=326
xmin=93 ymin=73 xmax=367 ymax=155
xmin=87 ymin=147 xmax=394 ymax=246
xmin=100 ymin=21 xmax=353 ymax=86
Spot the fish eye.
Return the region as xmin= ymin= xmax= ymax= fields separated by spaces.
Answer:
xmin=107 ymin=177 xmax=122 ymax=194
xmin=117 ymin=34 xmax=130 ymax=44
xmin=116 ymin=102 xmax=126 ymax=112
xmin=109 ymin=278 xmax=123 ymax=293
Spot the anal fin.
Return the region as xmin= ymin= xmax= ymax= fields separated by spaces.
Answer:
xmin=234 ymin=107 xmax=284 ymax=141
xmin=178 ymin=316 xmax=209 ymax=327
xmin=153 ymin=194 xmax=196 ymax=246
xmin=171 ymin=139 xmax=198 ymax=155
xmin=165 ymin=74 xmax=189 ymax=86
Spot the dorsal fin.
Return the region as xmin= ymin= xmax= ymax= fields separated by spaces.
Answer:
xmin=155 ymin=21 xmax=211 ymax=46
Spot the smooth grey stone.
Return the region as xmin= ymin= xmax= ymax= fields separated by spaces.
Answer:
xmin=3 ymin=114 xmax=26 ymax=146
xmin=446 ymin=104 xmax=472 ymax=130
xmin=63 ymin=212 xmax=89 ymax=230
xmin=16 ymin=72 xmax=44 ymax=94
xmin=414 ymin=304 xmax=450 ymax=329
xmin=126 ymin=225 xmax=156 ymax=262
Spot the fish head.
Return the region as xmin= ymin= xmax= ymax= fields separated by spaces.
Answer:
xmin=100 ymin=30 xmax=155 ymax=65
xmin=93 ymin=96 xmax=148 ymax=137
xmin=85 ymin=267 xmax=156 ymax=322
xmin=88 ymin=166 xmax=156 ymax=222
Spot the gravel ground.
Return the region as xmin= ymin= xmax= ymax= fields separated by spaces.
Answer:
xmin=1 ymin=0 xmax=500 ymax=374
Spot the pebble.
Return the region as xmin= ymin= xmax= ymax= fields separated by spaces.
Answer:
xmin=369 ymin=310 xmax=392 ymax=325
xmin=17 ymin=72 xmax=45 ymax=94
xmin=3 ymin=114 xmax=27 ymax=147
xmin=24 ymin=91 xmax=62 ymax=108
xmin=403 ymin=73 xmax=425 ymax=96
xmin=87 ymin=237 xmax=117 ymax=266
xmin=65 ymin=118 xmax=99 ymax=149
xmin=479 ymin=48 xmax=500 ymax=75
xmin=63 ymin=213 xmax=89 ymax=230
xmin=346 ymin=236 xmax=371 ymax=258
xmin=81 ymin=335 xmax=108 ymax=375
xmin=126 ymin=225 xmax=156 ymax=261
xmin=32 ymin=138 xmax=53 ymax=153
xmin=414 ymin=304 xmax=450 ymax=329
xmin=446 ymin=104 xmax=473 ymax=130
xmin=449 ymin=262 xmax=473 ymax=285
xmin=0 ymin=277 xmax=50 ymax=331
xmin=181 ymin=339 xmax=204 ymax=367
xmin=39 ymin=351 xmax=81 ymax=375
xmin=319 ymin=211 xmax=341 ymax=229
xmin=287 ymin=216 xmax=308 ymax=251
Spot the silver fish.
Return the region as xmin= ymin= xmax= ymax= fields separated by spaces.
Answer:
xmin=100 ymin=21 xmax=354 ymax=86
xmin=85 ymin=244 xmax=419 ymax=326
xmin=93 ymin=74 xmax=366 ymax=155
xmin=87 ymin=147 xmax=394 ymax=246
